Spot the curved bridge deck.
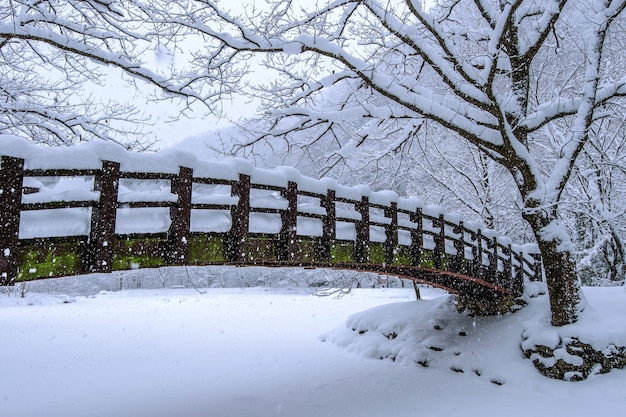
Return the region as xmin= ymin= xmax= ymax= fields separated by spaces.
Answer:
xmin=0 ymin=151 xmax=543 ymax=299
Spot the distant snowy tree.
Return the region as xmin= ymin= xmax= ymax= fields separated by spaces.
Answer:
xmin=155 ymin=0 xmax=626 ymax=326
xmin=409 ymin=128 xmax=532 ymax=240
xmin=570 ymin=115 xmax=626 ymax=285
xmin=0 ymin=1 xmax=210 ymax=147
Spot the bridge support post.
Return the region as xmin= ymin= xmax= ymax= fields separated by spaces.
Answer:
xmin=166 ymin=166 xmax=193 ymax=265
xmin=86 ymin=160 xmax=120 ymax=273
xmin=0 ymin=156 xmax=25 ymax=286
xmin=321 ymin=189 xmax=336 ymax=262
xmin=278 ymin=181 xmax=298 ymax=262
xmin=355 ymin=196 xmax=370 ymax=263
xmin=227 ymin=174 xmax=250 ymax=262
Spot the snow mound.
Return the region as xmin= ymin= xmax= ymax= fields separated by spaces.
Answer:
xmin=322 ymin=294 xmax=514 ymax=385
xmin=324 ymin=286 xmax=626 ymax=382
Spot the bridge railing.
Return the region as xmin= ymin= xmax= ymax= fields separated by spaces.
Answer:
xmin=0 ymin=152 xmax=543 ymax=295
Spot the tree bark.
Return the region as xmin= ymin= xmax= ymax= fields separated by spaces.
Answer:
xmin=524 ymin=211 xmax=583 ymax=326
xmin=537 ymin=238 xmax=582 ymax=326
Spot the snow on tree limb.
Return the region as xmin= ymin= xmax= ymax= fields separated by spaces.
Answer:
xmin=0 ymin=24 xmax=198 ymax=100
xmin=0 ymin=0 xmax=227 ymax=146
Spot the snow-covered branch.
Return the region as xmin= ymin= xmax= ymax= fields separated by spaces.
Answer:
xmin=0 ymin=0 xmax=223 ymax=146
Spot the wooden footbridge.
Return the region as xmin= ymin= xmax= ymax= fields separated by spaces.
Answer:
xmin=0 ymin=145 xmax=542 ymax=301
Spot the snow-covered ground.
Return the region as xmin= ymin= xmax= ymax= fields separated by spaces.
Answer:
xmin=1 ymin=269 xmax=625 ymax=417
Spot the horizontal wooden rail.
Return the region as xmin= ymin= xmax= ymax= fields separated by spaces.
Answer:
xmin=0 ymin=155 xmax=543 ymax=299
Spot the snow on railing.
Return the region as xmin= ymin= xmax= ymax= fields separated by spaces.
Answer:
xmin=0 ymin=135 xmax=542 ymax=294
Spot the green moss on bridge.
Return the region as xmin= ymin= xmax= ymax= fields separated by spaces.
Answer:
xmin=112 ymin=237 xmax=165 ymax=270
xmin=330 ymin=242 xmax=354 ymax=263
xmin=189 ymin=235 xmax=227 ymax=263
xmin=17 ymin=247 xmax=82 ymax=281
xmin=13 ymin=234 xmax=452 ymax=283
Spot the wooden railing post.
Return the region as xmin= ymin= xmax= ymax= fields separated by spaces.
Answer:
xmin=433 ymin=214 xmax=445 ymax=269
xmin=384 ymin=202 xmax=398 ymax=265
xmin=488 ymin=236 xmax=498 ymax=283
xmin=0 ymin=156 xmax=25 ymax=285
xmin=499 ymin=243 xmax=511 ymax=290
xmin=472 ymin=230 xmax=483 ymax=279
xmin=410 ymin=208 xmax=423 ymax=266
xmin=453 ymin=221 xmax=465 ymax=274
xmin=506 ymin=244 xmax=523 ymax=296
xmin=278 ymin=181 xmax=298 ymax=261
xmin=87 ymin=160 xmax=120 ymax=273
xmin=227 ymin=174 xmax=250 ymax=262
xmin=513 ymin=249 xmax=527 ymax=295
xmin=531 ymin=253 xmax=543 ymax=282
xmin=355 ymin=196 xmax=370 ymax=263
xmin=513 ymin=250 xmax=523 ymax=283
xmin=321 ymin=189 xmax=336 ymax=262
xmin=167 ymin=166 xmax=193 ymax=265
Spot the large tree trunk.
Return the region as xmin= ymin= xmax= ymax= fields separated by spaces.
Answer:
xmin=524 ymin=212 xmax=584 ymax=326
xmin=536 ymin=238 xmax=583 ymax=326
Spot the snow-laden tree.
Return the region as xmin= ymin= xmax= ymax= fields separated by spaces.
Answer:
xmin=569 ymin=115 xmax=626 ymax=285
xmin=157 ymin=0 xmax=626 ymax=326
xmin=409 ymin=129 xmax=532 ymax=239
xmin=0 ymin=0 xmax=212 ymax=147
